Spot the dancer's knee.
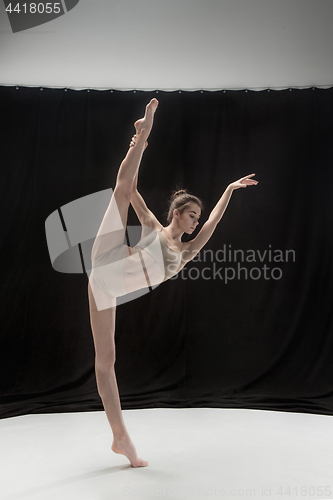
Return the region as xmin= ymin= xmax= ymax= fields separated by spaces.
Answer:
xmin=95 ymin=353 xmax=116 ymax=373
xmin=114 ymin=178 xmax=134 ymax=200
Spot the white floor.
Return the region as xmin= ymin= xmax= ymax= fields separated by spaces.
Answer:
xmin=0 ymin=408 xmax=332 ymax=500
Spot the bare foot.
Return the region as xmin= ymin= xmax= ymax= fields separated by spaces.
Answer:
xmin=134 ymin=98 xmax=159 ymax=140
xmin=112 ymin=435 xmax=148 ymax=468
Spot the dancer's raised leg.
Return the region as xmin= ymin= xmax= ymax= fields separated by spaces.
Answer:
xmin=88 ymin=283 xmax=148 ymax=467
xmin=91 ymin=98 xmax=158 ymax=261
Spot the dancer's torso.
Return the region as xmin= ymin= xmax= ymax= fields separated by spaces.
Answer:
xmin=124 ymin=227 xmax=183 ymax=293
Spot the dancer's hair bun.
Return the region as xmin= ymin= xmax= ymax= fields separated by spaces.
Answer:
xmin=172 ymin=189 xmax=187 ymax=199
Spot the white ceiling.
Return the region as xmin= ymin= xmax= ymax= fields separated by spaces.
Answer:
xmin=0 ymin=0 xmax=333 ymax=90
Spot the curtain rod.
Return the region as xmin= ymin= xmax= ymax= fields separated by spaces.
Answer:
xmin=1 ymin=84 xmax=333 ymax=92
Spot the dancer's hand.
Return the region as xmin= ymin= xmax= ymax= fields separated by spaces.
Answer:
xmin=229 ymin=174 xmax=258 ymax=190
xmin=129 ymin=135 xmax=148 ymax=150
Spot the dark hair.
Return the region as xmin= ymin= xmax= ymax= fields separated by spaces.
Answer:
xmin=166 ymin=188 xmax=204 ymax=224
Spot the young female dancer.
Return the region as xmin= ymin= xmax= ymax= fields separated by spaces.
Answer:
xmin=88 ymin=98 xmax=258 ymax=468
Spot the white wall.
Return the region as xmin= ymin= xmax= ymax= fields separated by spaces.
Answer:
xmin=0 ymin=0 xmax=332 ymax=90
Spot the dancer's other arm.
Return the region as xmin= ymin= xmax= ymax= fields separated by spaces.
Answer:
xmin=130 ymin=173 xmax=151 ymax=224
xmin=130 ymin=173 xmax=161 ymax=231
xmin=129 ymin=134 xmax=161 ymax=230
xmin=182 ymin=174 xmax=258 ymax=262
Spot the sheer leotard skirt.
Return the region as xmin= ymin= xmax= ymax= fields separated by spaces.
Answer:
xmin=90 ymin=244 xmax=130 ymax=298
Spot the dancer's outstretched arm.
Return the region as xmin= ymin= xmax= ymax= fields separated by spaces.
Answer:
xmin=183 ymin=174 xmax=258 ymax=262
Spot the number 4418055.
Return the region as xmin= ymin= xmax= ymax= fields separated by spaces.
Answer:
xmin=6 ymin=3 xmax=61 ymax=14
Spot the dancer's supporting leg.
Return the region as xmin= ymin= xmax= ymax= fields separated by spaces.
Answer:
xmin=88 ymin=99 xmax=158 ymax=468
xmin=91 ymin=98 xmax=158 ymax=261
xmin=88 ymin=284 xmax=148 ymax=467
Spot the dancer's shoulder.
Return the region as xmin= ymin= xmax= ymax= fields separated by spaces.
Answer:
xmin=143 ymin=214 xmax=163 ymax=232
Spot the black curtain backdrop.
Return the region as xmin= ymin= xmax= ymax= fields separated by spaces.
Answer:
xmin=1 ymin=86 xmax=333 ymax=419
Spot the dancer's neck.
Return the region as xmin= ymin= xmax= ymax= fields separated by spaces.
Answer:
xmin=163 ymin=222 xmax=183 ymax=242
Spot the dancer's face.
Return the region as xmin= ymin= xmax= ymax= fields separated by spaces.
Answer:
xmin=176 ymin=203 xmax=201 ymax=234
